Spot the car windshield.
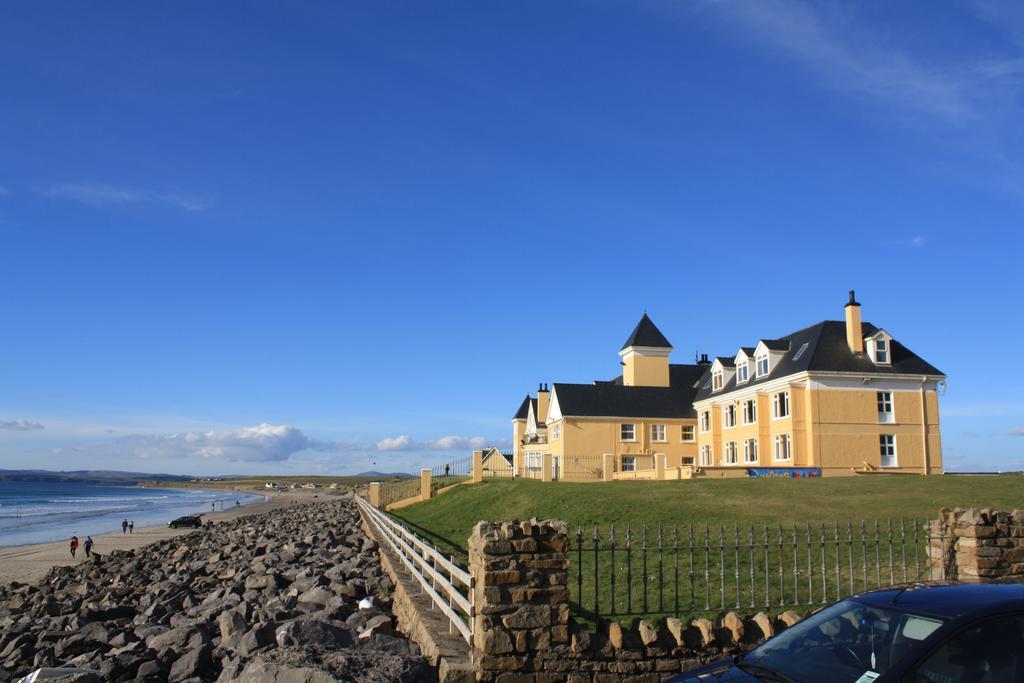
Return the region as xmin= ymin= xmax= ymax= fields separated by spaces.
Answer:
xmin=740 ymin=599 xmax=945 ymax=683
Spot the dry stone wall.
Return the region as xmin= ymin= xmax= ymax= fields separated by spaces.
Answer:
xmin=468 ymin=519 xmax=803 ymax=682
xmin=937 ymin=507 xmax=1024 ymax=582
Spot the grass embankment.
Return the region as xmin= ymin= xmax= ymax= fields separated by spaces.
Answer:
xmin=393 ymin=476 xmax=1024 ymax=624
xmin=393 ymin=475 xmax=1024 ymax=559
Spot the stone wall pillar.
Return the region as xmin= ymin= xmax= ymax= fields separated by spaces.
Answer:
xmin=946 ymin=508 xmax=1024 ymax=582
xmin=420 ymin=468 xmax=432 ymax=502
xmin=368 ymin=482 xmax=382 ymax=508
xmin=655 ymin=453 xmax=666 ymax=480
xmin=602 ymin=453 xmax=615 ymax=482
xmin=472 ymin=450 xmax=484 ymax=484
xmin=468 ymin=519 xmax=570 ymax=679
xmin=541 ymin=453 xmax=553 ymax=482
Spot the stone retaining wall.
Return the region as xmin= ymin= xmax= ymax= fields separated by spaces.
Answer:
xmin=468 ymin=519 xmax=803 ymax=682
xmin=937 ymin=507 xmax=1024 ymax=582
xmin=359 ymin=513 xmax=474 ymax=683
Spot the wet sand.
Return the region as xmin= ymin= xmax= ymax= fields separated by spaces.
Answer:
xmin=0 ymin=491 xmax=317 ymax=584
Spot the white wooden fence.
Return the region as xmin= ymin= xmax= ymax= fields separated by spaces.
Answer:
xmin=355 ymin=495 xmax=474 ymax=643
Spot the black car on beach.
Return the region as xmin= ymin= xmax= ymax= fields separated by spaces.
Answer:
xmin=665 ymin=582 xmax=1024 ymax=682
xmin=167 ymin=515 xmax=203 ymax=529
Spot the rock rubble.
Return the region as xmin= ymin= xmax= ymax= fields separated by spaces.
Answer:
xmin=0 ymin=497 xmax=434 ymax=682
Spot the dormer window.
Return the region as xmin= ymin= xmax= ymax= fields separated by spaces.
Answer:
xmin=875 ymin=339 xmax=889 ymax=364
xmin=865 ymin=330 xmax=893 ymax=365
xmin=736 ymin=362 xmax=749 ymax=384
xmin=712 ymin=368 xmax=723 ymax=391
xmin=755 ymin=353 xmax=769 ymax=378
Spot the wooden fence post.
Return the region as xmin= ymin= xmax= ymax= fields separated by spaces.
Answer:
xmin=655 ymin=453 xmax=666 ymax=480
xmin=542 ymin=453 xmax=553 ymax=482
xmin=368 ymin=482 xmax=382 ymax=508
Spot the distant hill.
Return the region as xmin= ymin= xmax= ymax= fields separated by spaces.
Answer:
xmin=354 ymin=471 xmax=414 ymax=479
xmin=0 ymin=469 xmax=193 ymax=484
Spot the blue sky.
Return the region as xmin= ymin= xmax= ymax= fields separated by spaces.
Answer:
xmin=1 ymin=1 xmax=1023 ymax=475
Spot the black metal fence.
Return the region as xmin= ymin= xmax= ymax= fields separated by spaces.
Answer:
xmin=431 ymin=456 xmax=471 ymax=494
xmin=557 ymin=455 xmax=604 ymax=481
xmin=379 ymin=477 xmax=421 ymax=508
xmin=482 ymin=451 xmax=514 ymax=478
xmin=571 ymin=518 xmax=950 ymax=622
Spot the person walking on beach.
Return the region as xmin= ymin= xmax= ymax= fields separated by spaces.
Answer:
xmin=69 ymin=536 xmax=79 ymax=558
xmin=83 ymin=536 xmax=93 ymax=558
xmin=121 ymin=518 xmax=128 ymax=534
xmin=128 ymin=520 xmax=134 ymax=533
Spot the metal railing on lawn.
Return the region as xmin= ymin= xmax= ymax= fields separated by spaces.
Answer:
xmin=379 ymin=477 xmax=421 ymax=509
xmin=355 ymin=495 xmax=474 ymax=643
xmin=558 ymin=455 xmax=604 ymax=481
xmin=482 ymin=451 xmax=514 ymax=478
xmin=571 ymin=518 xmax=952 ymax=623
xmin=431 ymin=456 xmax=471 ymax=494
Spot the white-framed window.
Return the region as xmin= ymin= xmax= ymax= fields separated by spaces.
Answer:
xmin=880 ymin=435 xmax=897 ymax=467
xmin=723 ymin=404 xmax=736 ymax=428
xmin=621 ymin=455 xmax=637 ymax=472
xmin=620 ymin=423 xmax=635 ymax=442
xmin=877 ymin=391 xmax=894 ymax=424
xmin=742 ymin=398 xmax=757 ymax=425
xmin=712 ymin=369 xmax=723 ymax=391
xmin=773 ymin=434 xmax=792 ymax=461
xmin=772 ymin=391 xmax=790 ymax=419
xmin=723 ymin=441 xmax=738 ymax=465
xmin=700 ymin=410 xmax=711 ymax=433
xmin=551 ymin=423 xmax=561 ymax=440
xmin=736 ymin=362 xmax=749 ymax=384
xmin=651 ymin=424 xmax=666 ymax=442
xmin=699 ymin=444 xmax=713 ymax=466
xmin=875 ymin=339 xmax=889 ymax=364
xmin=682 ymin=456 xmax=695 ymax=465
xmin=525 ymin=451 xmax=544 ymax=470
xmin=743 ymin=438 xmax=758 ymax=464
xmin=681 ymin=425 xmax=696 ymax=442
xmin=756 ymin=353 xmax=770 ymax=378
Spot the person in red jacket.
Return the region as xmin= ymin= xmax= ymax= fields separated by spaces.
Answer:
xmin=69 ymin=536 xmax=79 ymax=558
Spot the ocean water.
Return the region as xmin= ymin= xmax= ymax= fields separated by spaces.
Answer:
xmin=0 ymin=481 xmax=263 ymax=548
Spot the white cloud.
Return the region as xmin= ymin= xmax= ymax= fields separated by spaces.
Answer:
xmin=0 ymin=419 xmax=44 ymax=431
xmin=118 ymin=423 xmax=315 ymax=462
xmin=374 ymin=434 xmax=503 ymax=451
xmin=377 ymin=435 xmax=413 ymax=451
xmin=43 ymin=182 xmax=212 ymax=212
xmin=1009 ymin=427 xmax=1024 ymax=436
xmin=706 ymin=1 xmax=1024 ymax=125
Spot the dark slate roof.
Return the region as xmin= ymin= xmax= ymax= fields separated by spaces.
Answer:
xmin=738 ymin=347 xmax=756 ymax=356
xmin=714 ymin=357 xmax=736 ymax=367
xmin=694 ymin=321 xmax=945 ymax=402
xmin=513 ymin=395 xmax=531 ymax=420
xmin=759 ymin=339 xmax=791 ymax=352
xmin=620 ymin=314 xmax=672 ymax=351
xmin=553 ymin=364 xmax=705 ymax=419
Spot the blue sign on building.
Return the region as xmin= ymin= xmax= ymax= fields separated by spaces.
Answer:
xmin=747 ymin=467 xmax=821 ymax=479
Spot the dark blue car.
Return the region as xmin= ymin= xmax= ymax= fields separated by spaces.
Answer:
xmin=666 ymin=582 xmax=1024 ymax=682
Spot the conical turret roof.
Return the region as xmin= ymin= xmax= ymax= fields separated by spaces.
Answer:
xmin=620 ymin=313 xmax=672 ymax=351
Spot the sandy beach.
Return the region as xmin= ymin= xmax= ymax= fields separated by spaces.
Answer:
xmin=0 ymin=490 xmax=316 ymax=584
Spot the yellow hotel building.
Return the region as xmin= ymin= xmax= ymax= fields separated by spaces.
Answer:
xmin=512 ymin=292 xmax=945 ymax=478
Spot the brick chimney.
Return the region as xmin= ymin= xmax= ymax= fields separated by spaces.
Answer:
xmin=536 ymin=383 xmax=550 ymax=424
xmin=845 ymin=290 xmax=863 ymax=354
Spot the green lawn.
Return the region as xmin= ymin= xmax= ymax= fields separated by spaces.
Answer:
xmin=392 ymin=475 xmax=1024 ymax=558
xmin=391 ymin=476 xmax=1024 ymax=624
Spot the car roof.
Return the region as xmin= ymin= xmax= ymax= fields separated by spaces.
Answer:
xmin=853 ymin=582 xmax=1024 ymax=619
